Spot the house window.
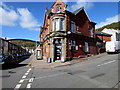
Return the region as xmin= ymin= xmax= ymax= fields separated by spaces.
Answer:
xmin=71 ymin=40 xmax=76 ymax=46
xmin=60 ymin=19 xmax=64 ymax=31
xmin=52 ymin=19 xmax=55 ymax=31
xmin=57 ymin=6 xmax=60 ymax=12
xmin=71 ymin=21 xmax=75 ymax=32
xmin=56 ymin=18 xmax=59 ymax=31
xmin=85 ymin=42 xmax=89 ymax=52
xmin=70 ymin=40 xmax=76 ymax=50
xmin=89 ymin=26 xmax=93 ymax=37
xmin=52 ymin=18 xmax=64 ymax=31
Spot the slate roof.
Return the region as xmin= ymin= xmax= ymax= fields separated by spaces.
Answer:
xmin=72 ymin=7 xmax=84 ymax=15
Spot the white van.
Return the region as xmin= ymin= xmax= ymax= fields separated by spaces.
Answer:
xmin=106 ymin=41 xmax=120 ymax=53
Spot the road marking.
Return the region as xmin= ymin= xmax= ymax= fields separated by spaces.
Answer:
xmin=35 ymin=72 xmax=65 ymax=80
xmin=14 ymin=68 xmax=32 ymax=89
xmin=22 ymin=75 xmax=27 ymax=79
xmin=26 ymin=83 xmax=32 ymax=88
xmin=19 ymin=79 xmax=24 ymax=83
xmin=29 ymin=78 xmax=34 ymax=83
xmin=27 ymin=68 xmax=31 ymax=73
xmin=25 ymin=72 xmax=29 ymax=76
xmin=15 ymin=84 xmax=22 ymax=89
xmin=97 ymin=60 xmax=116 ymax=67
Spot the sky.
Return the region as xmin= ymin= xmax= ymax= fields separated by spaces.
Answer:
xmin=0 ymin=1 xmax=119 ymax=41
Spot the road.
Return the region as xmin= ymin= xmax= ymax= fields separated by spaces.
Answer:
xmin=1 ymin=53 xmax=119 ymax=89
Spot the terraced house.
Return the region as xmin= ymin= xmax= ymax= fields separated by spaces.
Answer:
xmin=40 ymin=0 xmax=97 ymax=62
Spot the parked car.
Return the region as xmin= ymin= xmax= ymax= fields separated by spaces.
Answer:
xmin=1 ymin=54 xmax=18 ymax=65
xmin=0 ymin=55 xmax=5 ymax=65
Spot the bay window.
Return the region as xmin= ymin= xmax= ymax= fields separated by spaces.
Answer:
xmin=52 ymin=18 xmax=64 ymax=31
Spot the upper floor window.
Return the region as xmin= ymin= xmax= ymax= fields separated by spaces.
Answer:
xmin=56 ymin=4 xmax=61 ymax=12
xmin=71 ymin=21 xmax=75 ymax=32
xmin=60 ymin=19 xmax=64 ymax=31
xmin=57 ymin=6 xmax=60 ymax=12
xmin=52 ymin=18 xmax=64 ymax=31
xmin=89 ymin=26 xmax=93 ymax=37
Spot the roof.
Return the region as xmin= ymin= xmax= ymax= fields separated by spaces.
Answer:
xmin=95 ymin=31 xmax=112 ymax=36
xmin=72 ymin=7 xmax=84 ymax=15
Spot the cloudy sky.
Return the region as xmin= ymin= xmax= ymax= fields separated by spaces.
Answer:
xmin=0 ymin=1 xmax=119 ymax=41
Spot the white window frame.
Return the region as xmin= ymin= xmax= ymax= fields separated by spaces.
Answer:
xmin=85 ymin=42 xmax=89 ymax=52
xmin=56 ymin=18 xmax=59 ymax=31
xmin=52 ymin=20 xmax=55 ymax=31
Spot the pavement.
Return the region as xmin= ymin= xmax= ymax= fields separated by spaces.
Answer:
xmin=28 ymin=54 xmax=72 ymax=69
xmin=28 ymin=53 xmax=108 ymax=69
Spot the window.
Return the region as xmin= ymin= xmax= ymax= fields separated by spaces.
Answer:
xmin=71 ymin=21 xmax=75 ymax=32
xmin=56 ymin=4 xmax=61 ymax=12
xmin=60 ymin=19 xmax=64 ymax=31
xmin=89 ymin=26 xmax=93 ymax=37
xmin=70 ymin=40 xmax=76 ymax=50
xmin=52 ymin=19 xmax=55 ymax=31
xmin=71 ymin=40 xmax=76 ymax=46
xmin=52 ymin=18 xmax=64 ymax=31
xmin=56 ymin=18 xmax=59 ymax=31
xmin=57 ymin=6 xmax=60 ymax=12
xmin=85 ymin=42 xmax=89 ymax=52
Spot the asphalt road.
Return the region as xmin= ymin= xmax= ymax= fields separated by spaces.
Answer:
xmin=1 ymin=53 xmax=119 ymax=89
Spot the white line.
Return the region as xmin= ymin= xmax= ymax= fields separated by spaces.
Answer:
xmin=97 ymin=60 xmax=116 ymax=67
xmin=29 ymin=78 xmax=34 ymax=83
xmin=15 ymin=84 xmax=22 ymax=89
xmin=26 ymin=83 xmax=32 ymax=88
xmin=19 ymin=79 xmax=24 ymax=83
xmin=27 ymin=68 xmax=32 ymax=73
xmin=35 ymin=73 xmax=65 ymax=80
xmin=25 ymin=72 xmax=29 ymax=76
xmin=22 ymin=75 xmax=27 ymax=79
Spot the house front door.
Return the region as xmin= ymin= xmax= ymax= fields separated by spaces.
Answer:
xmin=54 ymin=44 xmax=62 ymax=60
xmin=53 ymin=39 xmax=62 ymax=61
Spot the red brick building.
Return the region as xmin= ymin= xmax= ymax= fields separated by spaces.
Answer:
xmin=95 ymin=31 xmax=112 ymax=53
xmin=40 ymin=0 xmax=97 ymax=62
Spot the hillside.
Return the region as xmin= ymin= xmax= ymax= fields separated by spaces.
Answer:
xmin=8 ymin=39 xmax=40 ymax=48
xmin=96 ymin=22 xmax=120 ymax=31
